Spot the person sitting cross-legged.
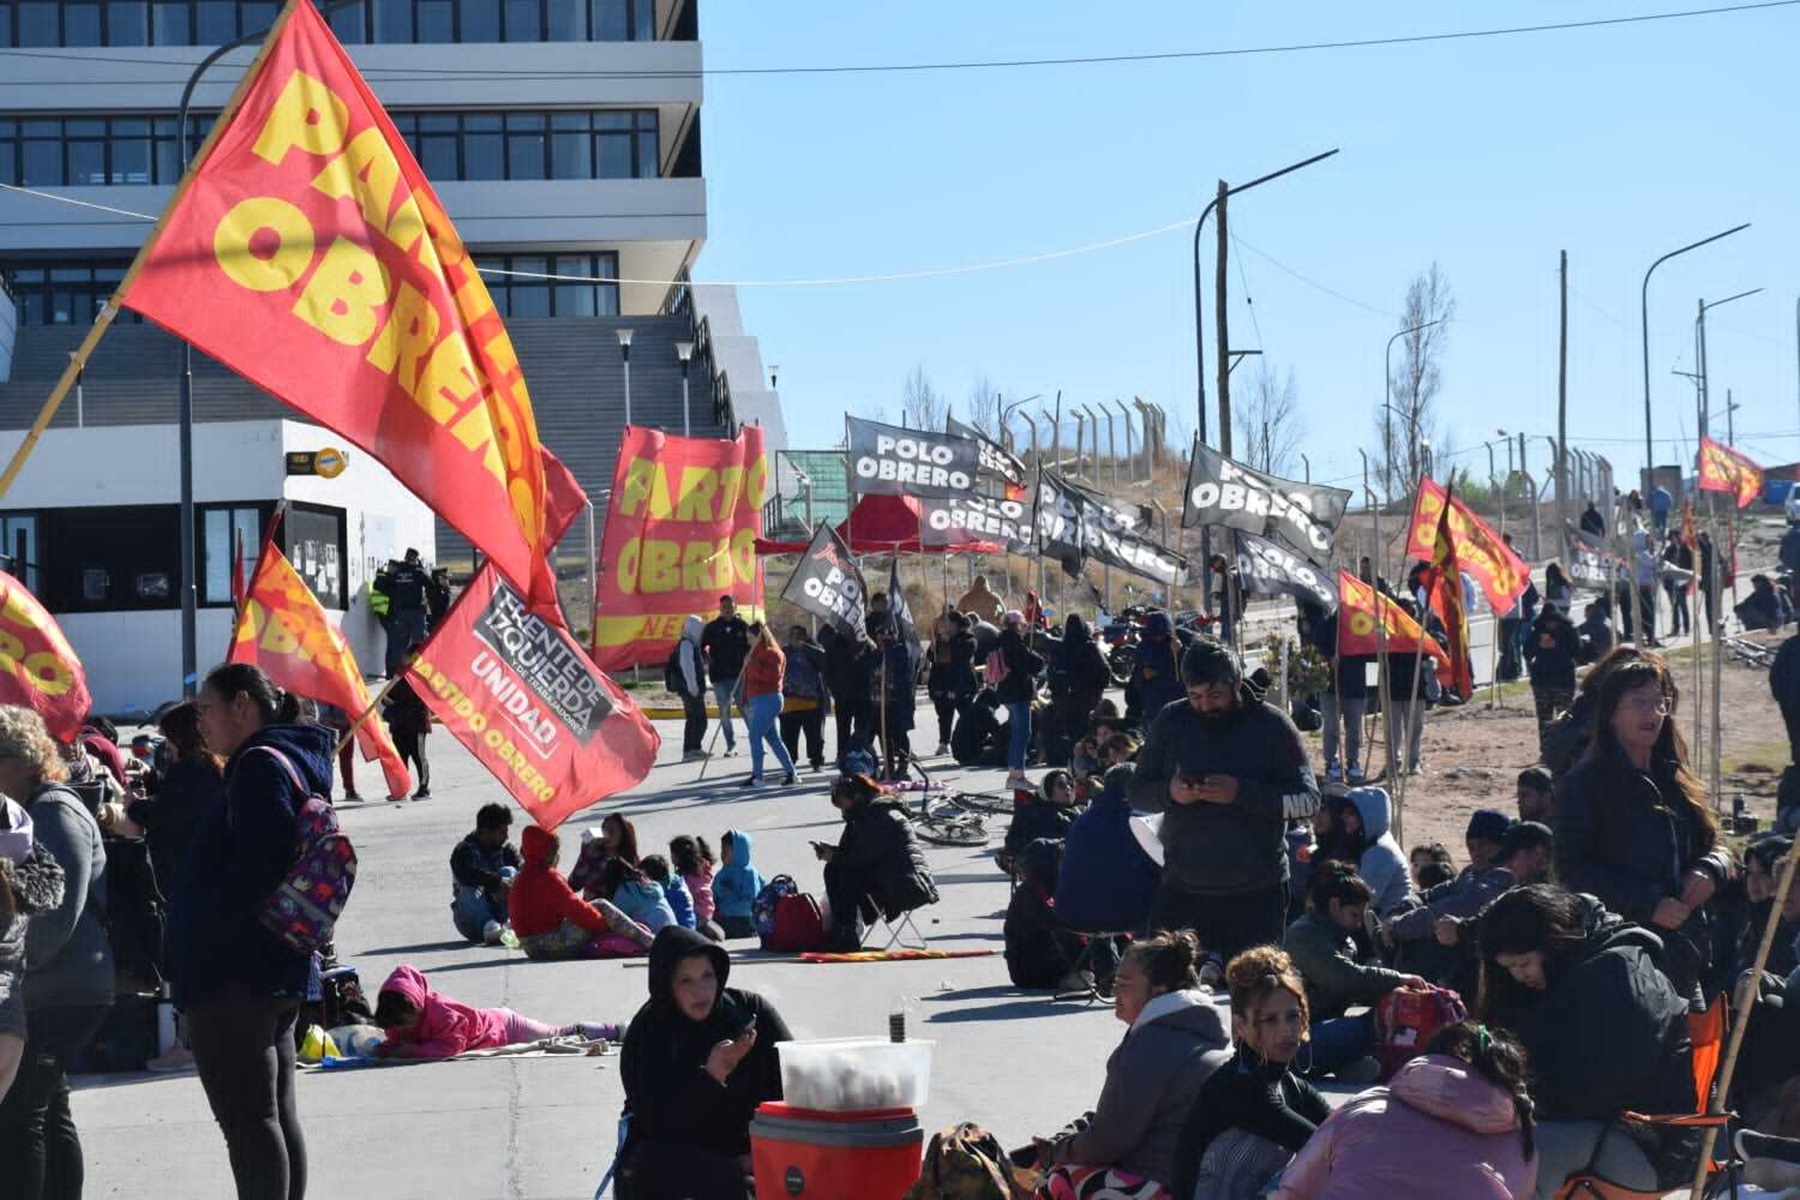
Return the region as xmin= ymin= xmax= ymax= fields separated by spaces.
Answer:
xmin=449 ymin=803 xmax=521 ymax=944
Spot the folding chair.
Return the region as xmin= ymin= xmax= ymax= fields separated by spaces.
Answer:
xmin=1554 ymin=997 xmax=1743 ymax=1200
xmin=594 ymin=1112 xmax=629 ymax=1199
xmin=1049 ymin=925 xmax=1132 ymax=1005
xmin=877 ymin=908 xmax=928 ymax=951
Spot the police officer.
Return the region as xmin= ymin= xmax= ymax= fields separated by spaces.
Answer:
xmin=374 ymin=548 xmax=431 ymax=675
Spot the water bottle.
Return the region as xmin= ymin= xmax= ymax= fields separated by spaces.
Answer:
xmin=889 ymin=997 xmax=908 ymax=1044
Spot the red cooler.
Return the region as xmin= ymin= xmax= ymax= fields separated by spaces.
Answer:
xmin=750 ymin=1103 xmax=923 ymax=1198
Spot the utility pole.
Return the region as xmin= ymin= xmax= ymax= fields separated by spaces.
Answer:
xmin=1215 ymin=180 xmax=1232 ymax=457
xmin=1727 ymin=388 xmax=1738 ymax=445
xmin=1558 ymin=250 xmax=1569 ymax=537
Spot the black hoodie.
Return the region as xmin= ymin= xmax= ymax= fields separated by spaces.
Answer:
xmin=621 ymin=927 xmax=793 ymax=1162
xmin=165 ymin=722 xmax=334 ymax=1006
xmin=1050 ymin=615 xmax=1111 ymax=718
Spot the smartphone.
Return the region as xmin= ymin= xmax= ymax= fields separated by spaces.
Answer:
xmin=738 ymin=1013 xmax=759 ymax=1039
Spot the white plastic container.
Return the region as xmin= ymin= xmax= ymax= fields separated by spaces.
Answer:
xmin=777 ymin=1037 xmax=935 ymax=1113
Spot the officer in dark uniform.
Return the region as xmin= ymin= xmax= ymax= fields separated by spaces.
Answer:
xmin=374 ymin=548 xmax=431 ymax=675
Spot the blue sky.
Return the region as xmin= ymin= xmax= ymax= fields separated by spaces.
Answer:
xmin=693 ymin=0 xmax=1799 ymax=493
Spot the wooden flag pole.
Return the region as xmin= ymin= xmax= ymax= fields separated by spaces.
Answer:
xmin=1689 ymin=833 xmax=1800 ymax=1198
xmin=335 ymin=671 xmax=408 ymax=758
xmin=0 ymin=0 xmax=301 ymax=502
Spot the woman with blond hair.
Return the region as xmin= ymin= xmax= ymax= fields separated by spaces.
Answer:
xmin=738 ymin=623 xmax=799 ymax=789
xmin=0 ymin=705 xmax=113 ymax=1200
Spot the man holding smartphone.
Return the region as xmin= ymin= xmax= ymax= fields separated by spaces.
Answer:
xmin=1130 ymin=640 xmax=1320 ymax=959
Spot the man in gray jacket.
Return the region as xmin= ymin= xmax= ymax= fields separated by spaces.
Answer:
xmin=1131 ymin=641 xmax=1320 ymax=959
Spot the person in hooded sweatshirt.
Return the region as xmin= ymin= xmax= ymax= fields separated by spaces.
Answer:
xmin=1124 ymin=611 xmax=1183 ymax=728
xmin=372 ymin=964 xmax=615 ymax=1058
xmin=675 ymin=615 xmax=709 ymax=763
xmin=0 ymin=797 xmax=64 ymax=1105
xmin=1317 ymin=785 xmax=1415 ymax=918
xmin=712 ymin=830 xmax=764 ymax=940
xmin=1056 ymin=764 xmax=1161 ymax=936
xmin=1015 ymin=932 xmax=1232 ymax=1191
xmin=168 ymin=665 xmax=328 ymax=1200
xmin=1476 ymin=885 xmax=1695 ymax=1198
xmin=1268 ymin=1020 xmax=1539 ymax=1200
xmin=618 ymin=927 xmax=792 ymax=1200
xmin=1046 ymin=613 xmax=1110 ymax=767
xmin=508 ymin=825 xmax=651 ymax=960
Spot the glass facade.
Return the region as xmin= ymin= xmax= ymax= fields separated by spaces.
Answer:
xmin=1 ymin=260 xmax=141 ymax=325
xmin=0 ymin=0 xmax=658 ymax=45
xmin=1 ymin=109 xmax=657 ymax=187
xmin=475 ymin=251 xmax=619 ymax=318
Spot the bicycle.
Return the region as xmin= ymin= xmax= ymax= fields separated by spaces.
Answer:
xmin=878 ymin=746 xmax=995 ymax=847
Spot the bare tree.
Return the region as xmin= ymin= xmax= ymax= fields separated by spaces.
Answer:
xmin=964 ymin=374 xmax=1002 ymax=438
xmin=901 ymin=365 xmax=947 ymax=431
xmin=1373 ymin=264 xmax=1456 ymax=500
xmin=1232 ymin=364 xmax=1301 ymax=476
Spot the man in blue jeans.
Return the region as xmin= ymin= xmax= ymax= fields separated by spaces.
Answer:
xmin=450 ymin=803 xmax=522 ymax=942
xmin=701 ymin=595 xmax=751 ymax=756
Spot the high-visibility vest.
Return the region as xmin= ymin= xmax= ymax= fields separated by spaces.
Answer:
xmin=368 ymin=578 xmax=390 ymax=616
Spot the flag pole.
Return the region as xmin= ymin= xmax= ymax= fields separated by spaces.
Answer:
xmin=1689 ymin=833 xmax=1800 ymax=1198
xmin=335 ymin=671 xmax=408 ymax=758
xmin=0 ymin=0 xmax=301 ymax=502
xmin=1709 ymin=492 xmax=1725 ymax=807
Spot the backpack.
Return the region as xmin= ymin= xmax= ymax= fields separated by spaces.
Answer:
xmin=984 ymin=648 xmax=1010 ymax=689
xmin=1374 ymin=984 xmax=1468 ymax=1079
xmin=752 ymin=874 xmax=799 ymax=940
xmin=906 ymin=1123 xmax=1030 ymax=1200
xmin=765 ymin=890 xmax=828 ymax=953
xmin=243 ymin=746 xmax=358 ymax=956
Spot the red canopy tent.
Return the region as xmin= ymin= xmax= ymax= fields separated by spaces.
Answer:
xmin=756 ymin=493 xmax=1002 ymax=555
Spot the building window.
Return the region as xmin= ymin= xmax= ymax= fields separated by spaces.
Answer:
xmin=476 ymin=252 xmax=618 ymax=319
xmin=284 ymin=503 xmax=347 ymax=611
xmin=0 ymin=0 xmax=660 ymax=44
xmin=2 ymin=261 xmax=142 ymax=327
xmin=0 ymin=115 xmax=210 ymax=189
xmin=0 ymin=515 xmax=41 ymax=594
xmin=200 ymin=504 xmax=266 ymax=607
xmin=34 ymin=505 xmax=181 ymax=613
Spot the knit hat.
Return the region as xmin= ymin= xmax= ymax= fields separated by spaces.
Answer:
xmin=1499 ymin=820 xmax=1554 ymax=857
xmin=1180 ymin=638 xmax=1241 ymax=687
xmin=1466 ymin=809 xmax=1514 ymax=843
xmin=0 ymin=797 xmax=32 ymax=866
xmin=1002 ymin=609 xmax=1026 ymax=627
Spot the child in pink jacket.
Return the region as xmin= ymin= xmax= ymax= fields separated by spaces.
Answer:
xmin=1270 ymin=1022 xmax=1538 ymax=1200
xmin=373 ymin=965 xmax=619 ymax=1059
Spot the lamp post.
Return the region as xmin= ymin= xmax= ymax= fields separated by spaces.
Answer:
xmin=673 ymin=339 xmax=694 ymax=436
xmin=616 ymin=327 xmax=634 ymax=426
xmin=1191 ymin=149 xmax=1340 ymax=445
xmin=1641 ymin=224 xmax=1750 ymax=487
xmin=1696 ymin=287 xmax=1763 ymax=439
xmin=1383 ymin=320 xmax=1444 ymax=503
xmin=1497 ymin=426 xmax=1511 ymax=535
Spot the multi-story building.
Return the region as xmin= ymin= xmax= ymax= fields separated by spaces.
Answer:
xmin=0 ymin=0 xmax=783 ymax=711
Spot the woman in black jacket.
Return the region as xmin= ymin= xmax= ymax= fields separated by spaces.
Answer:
xmin=1553 ymin=651 xmax=1730 ymax=999
xmin=925 ymin=610 xmax=978 ymax=757
xmin=181 ymin=663 xmax=334 ymax=1200
xmin=1047 ymin=614 xmax=1109 ymax=767
xmin=813 ymin=775 xmax=938 ymax=949
xmin=127 ymin=700 xmax=226 ymax=891
xmin=1523 ymin=604 xmax=1580 ymax=751
xmin=619 ymin=927 xmax=792 ymax=1200
xmin=819 ymin=626 xmax=871 ymax=768
xmin=995 ymin=611 xmax=1045 ymax=786
xmin=1170 ymin=945 xmax=1329 ymax=1200
xmin=1477 ymin=885 xmax=1695 ymax=1195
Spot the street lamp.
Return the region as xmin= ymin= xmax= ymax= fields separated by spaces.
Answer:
xmin=616 ymin=327 xmax=634 ymax=426
xmin=1695 ymin=287 xmax=1763 ymax=439
xmin=1192 ymin=149 xmax=1340 ymax=445
xmin=1641 ymin=224 xmax=1750 ymax=486
xmin=674 ymin=340 xmax=695 ymax=436
xmin=1383 ymin=320 xmax=1444 ymax=502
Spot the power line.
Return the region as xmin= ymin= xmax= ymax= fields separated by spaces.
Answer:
xmin=1 ymin=0 xmax=1792 ymax=84
xmin=1229 ymin=234 xmax=1398 ymax=319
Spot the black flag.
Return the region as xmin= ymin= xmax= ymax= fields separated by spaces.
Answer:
xmin=845 ymin=415 xmax=981 ymax=498
xmin=1233 ymin=529 xmax=1337 ymax=612
xmin=781 ymin=523 xmax=870 ymax=639
xmin=1182 ymin=440 xmax=1351 ymax=559
xmin=947 ymin=413 xmax=1029 ymax=498
xmin=1036 ymin=469 xmax=1187 ymax=588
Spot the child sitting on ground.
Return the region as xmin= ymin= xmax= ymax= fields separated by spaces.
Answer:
xmin=601 ymin=858 xmax=679 ymax=935
xmin=713 ymin=829 xmax=764 ymax=940
xmin=373 ymin=965 xmax=618 ymax=1058
xmin=670 ymin=835 xmax=726 ymax=943
xmin=640 ymin=855 xmax=697 ymax=931
xmin=508 ymin=826 xmax=652 ymax=960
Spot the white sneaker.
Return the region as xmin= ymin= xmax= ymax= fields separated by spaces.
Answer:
xmin=482 ymin=919 xmax=506 ymax=945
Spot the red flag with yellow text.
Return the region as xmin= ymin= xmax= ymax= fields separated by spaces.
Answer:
xmin=1697 ymin=437 xmax=1764 ymax=509
xmin=1421 ymin=498 xmax=1475 ymax=701
xmin=541 ymin=447 xmax=588 ymax=544
xmin=230 ymin=540 xmax=411 ymax=799
xmin=1335 ymin=571 xmax=1448 ymax=665
xmin=0 ymin=573 xmax=92 ymax=745
xmin=592 ymin=426 xmax=766 ymax=670
xmin=1404 ymin=478 xmax=1531 ymax=615
xmin=118 ymin=0 xmax=555 ymax=609
xmin=409 ymin=565 xmax=658 ymax=829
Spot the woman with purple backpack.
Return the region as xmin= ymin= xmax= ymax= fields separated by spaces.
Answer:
xmin=177 ymin=663 xmax=336 ymax=1200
